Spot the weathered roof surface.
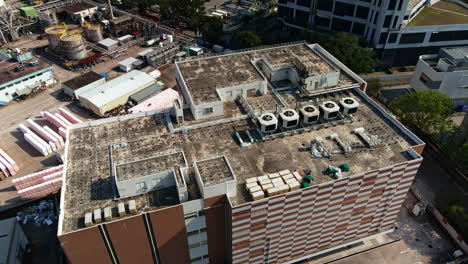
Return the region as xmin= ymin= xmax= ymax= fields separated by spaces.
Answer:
xmin=129 ymin=82 xmax=163 ymax=104
xmin=128 ymin=88 xmax=180 ymax=113
xmin=62 ymin=2 xmax=96 ymax=13
xmin=62 ymin=71 xmax=104 ymax=91
xmin=80 ymin=70 xmax=155 ymax=108
xmin=98 ymin=38 xmax=118 ymax=47
xmin=0 ymin=58 xmax=52 ymax=87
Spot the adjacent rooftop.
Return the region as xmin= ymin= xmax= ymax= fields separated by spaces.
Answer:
xmin=62 ymin=2 xmax=96 ymax=13
xmin=0 ymin=58 xmax=52 ymax=87
xmin=62 ymin=71 xmax=104 ymax=90
xmin=407 ymin=1 xmax=468 ymax=27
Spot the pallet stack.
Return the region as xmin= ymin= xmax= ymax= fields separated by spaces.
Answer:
xmin=245 ymin=169 xmax=302 ymax=201
xmin=12 ymin=165 xmax=64 ymax=200
xmin=0 ymin=148 xmax=19 ymax=180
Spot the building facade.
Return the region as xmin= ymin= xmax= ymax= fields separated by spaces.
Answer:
xmin=58 ymin=43 xmax=425 ymax=264
xmin=411 ymin=46 xmax=468 ymax=105
xmin=0 ymin=60 xmax=55 ymax=105
xmin=278 ymin=0 xmax=468 ymax=65
xmin=0 ymin=217 xmax=29 ymax=264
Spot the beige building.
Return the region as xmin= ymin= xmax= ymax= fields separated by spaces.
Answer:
xmin=79 ymin=70 xmax=156 ymax=116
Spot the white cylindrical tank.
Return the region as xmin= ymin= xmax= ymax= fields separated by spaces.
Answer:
xmin=45 ymin=24 xmax=67 ymax=49
xmin=167 ymin=34 xmax=173 ymax=43
xmin=159 ymin=42 xmax=164 ymax=48
xmin=59 ymin=33 xmax=87 ymax=60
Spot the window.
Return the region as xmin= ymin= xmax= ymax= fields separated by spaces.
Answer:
xmin=373 ymin=12 xmax=379 ymax=24
xmin=317 ymin=0 xmax=333 ymax=12
xmin=388 ymin=0 xmax=397 ymax=10
xmin=383 ymin=15 xmax=392 ymax=27
xmin=296 ymin=0 xmax=311 ymax=7
xmin=191 ymin=256 xmax=202 ymax=262
xmin=399 ymin=33 xmax=425 ymax=44
xmin=203 ymin=107 xmax=213 ymax=115
xmin=388 ymin=33 xmax=398 ymax=43
xmin=379 ymin=32 xmax=388 ymax=44
xmin=135 ymin=182 xmax=147 ymax=193
xmin=355 ymin=6 xmax=369 ymax=19
xmin=352 ymin=22 xmax=365 ymax=35
xmin=419 ymin=73 xmax=429 ymax=84
xmin=200 ymin=228 xmax=207 ymax=233
xmin=294 ymin=10 xmax=310 ymax=27
xmin=397 ymin=0 xmax=404 ymax=10
xmin=392 ymin=16 xmax=399 ymax=28
xmin=184 ymin=212 xmax=198 ymax=220
xmin=187 ymin=230 xmax=199 ymax=236
xmin=334 ymin=2 xmax=355 ymax=16
xmin=331 ymin=17 xmax=352 ymax=32
xmin=315 ymin=15 xmax=331 ymax=27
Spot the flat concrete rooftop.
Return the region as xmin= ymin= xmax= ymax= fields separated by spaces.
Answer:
xmin=176 ymin=43 xmax=343 ymax=104
xmin=407 ymin=1 xmax=468 ymax=27
xmin=60 ymin=87 xmax=422 ymax=234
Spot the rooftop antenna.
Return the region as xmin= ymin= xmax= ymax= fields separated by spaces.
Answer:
xmin=108 ymin=0 xmax=115 ymax=19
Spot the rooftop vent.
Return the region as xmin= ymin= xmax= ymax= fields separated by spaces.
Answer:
xmin=279 ymin=109 xmax=299 ymax=128
xmin=339 ymin=97 xmax=359 ymax=115
xmin=320 ymin=101 xmax=339 ymax=120
xmin=257 ymin=113 xmax=278 ymax=133
xmin=300 ymin=105 xmax=319 ymax=124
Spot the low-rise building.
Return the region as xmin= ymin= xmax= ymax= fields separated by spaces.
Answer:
xmin=0 ymin=58 xmax=55 ymax=105
xmin=128 ymin=81 xmax=164 ymax=105
xmin=118 ymin=57 xmax=142 ymax=72
xmin=62 ymin=71 xmax=106 ymax=100
xmin=79 ymin=70 xmax=156 ymax=116
xmin=62 ymin=3 xmax=98 ymax=23
xmin=0 ymin=217 xmax=29 ymax=264
xmin=411 ymin=46 xmax=468 ymax=105
xmin=97 ymin=38 xmax=119 ymax=51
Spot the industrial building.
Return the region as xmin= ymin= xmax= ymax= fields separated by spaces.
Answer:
xmin=98 ymin=38 xmax=119 ymax=51
xmin=79 ymin=70 xmax=156 ymax=116
xmin=278 ymin=0 xmax=468 ymax=65
xmin=62 ymin=71 xmax=106 ymax=100
xmin=0 ymin=56 xmax=55 ymax=105
xmin=128 ymin=81 xmax=164 ymax=105
xmin=62 ymin=2 xmax=98 ymax=23
xmin=411 ymin=46 xmax=468 ymax=105
xmin=0 ymin=217 xmax=29 ymax=264
xmin=58 ymin=42 xmax=425 ymax=264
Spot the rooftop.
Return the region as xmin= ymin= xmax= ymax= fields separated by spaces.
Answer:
xmin=176 ymin=43 xmax=344 ymax=104
xmin=407 ymin=0 xmax=424 ymax=10
xmin=62 ymin=71 xmax=104 ymax=91
xmin=60 ymin=86 xmax=422 ymax=234
xmin=0 ymin=58 xmax=52 ymax=87
xmin=79 ymin=70 xmax=155 ymax=107
xmin=62 ymin=2 xmax=96 ymax=13
xmin=407 ymin=1 xmax=468 ymax=27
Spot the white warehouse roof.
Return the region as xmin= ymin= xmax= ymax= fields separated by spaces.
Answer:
xmin=119 ymin=57 xmax=139 ymax=67
xmin=80 ymin=70 xmax=155 ymax=108
xmin=98 ymin=38 xmax=118 ymax=47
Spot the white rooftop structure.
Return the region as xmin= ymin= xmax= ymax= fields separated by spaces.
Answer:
xmin=98 ymin=38 xmax=118 ymax=48
xmin=138 ymin=48 xmax=154 ymax=57
xmin=118 ymin=57 xmax=139 ymax=67
xmin=80 ymin=70 xmax=155 ymax=109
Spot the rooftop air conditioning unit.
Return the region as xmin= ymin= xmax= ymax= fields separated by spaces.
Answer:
xmin=339 ymin=97 xmax=359 ymax=115
xmin=279 ymin=109 xmax=299 ymax=128
xmin=300 ymin=105 xmax=320 ymax=124
xmin=320 ymin=101 xmax=340 ymax=120
xmin=257 ymin=113 xmax=278 ymax=133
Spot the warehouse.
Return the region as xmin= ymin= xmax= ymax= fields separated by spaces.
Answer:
xmin=128 ymin=81 xmax=164 ymax=105
xmin=0 ymin=57 xmax=55 ymax=105
xmin=62 ymin=2 xmax=98 ymax=23
xmin=79 ymin=70 xmax=156 ymax=116
xmin=97 ymin=38 xmax=118 ymax=51
xmin=62 ymin=71 xmax=106 ymax=100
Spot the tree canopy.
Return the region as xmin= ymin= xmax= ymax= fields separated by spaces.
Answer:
xmin=390 ymin=90 xmax=454 ymax=135
xmin=157 ymin=0 xmax=205 ymax=29
xmin=300 ymin=31 xmax=376 ymax=74
xmin=366 ymin=78 xmax=383 ymax=98
xmin=231 ymin=31 xmax=262 ymax=49
xmin=199 ymin=16 xmax=224 ymax=44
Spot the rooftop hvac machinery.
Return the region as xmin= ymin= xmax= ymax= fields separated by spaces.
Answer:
xmin=300 ymin=105 xmax=320 ymax=124
xmin=278 ymin=109 xmax=299 ymax=128
xmin=339 ymin=97 xmax=359 ymax=115
xmin=257 ymin=113 xmax=278 ymax=133
xmin=320 ymin=101 xmax=340 ymax=120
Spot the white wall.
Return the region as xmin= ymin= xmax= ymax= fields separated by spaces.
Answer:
xmin=0 ymin=68 xmax=54 ymax=103
xmin=62 ymin=78 xmax=106 ymax=99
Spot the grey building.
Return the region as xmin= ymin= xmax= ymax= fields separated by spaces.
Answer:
xmin=278 ymin=0 xmax=468 ymax=65
xmin=0 ymin=218 xmax=28 ymax=264
xmin=411 ymin=46 xmax=468 ymax=105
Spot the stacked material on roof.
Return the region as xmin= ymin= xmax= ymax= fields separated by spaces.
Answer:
xmin=128 ymin=88 xmax=179 ymax=114
xmin=13 ymin=165 xmax=64 ymax=200
xmin=245 ymin=169 xmax=301 ymax=200
xmin=0 ymin=148 xmax=18 ymax=179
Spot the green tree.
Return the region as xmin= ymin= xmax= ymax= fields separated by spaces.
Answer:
xmin=231 ymin=31 xmax=262 ymax=49
xmin=300 ymin=31 xmax=376 ymax=74
xmin=435 ymin=193 xmax=468 ymax=240
xmin=390 ymin=91 xmax=454 ymax=135
xmin=199 ymin=16 xmax=224 ymax=44
xmin=157 ymin=0 xmax=205 ymax=29
xmin=366 ymin=78 xmax=383 ymax=98
xmin=452 ymin=144 xmax=468 ymax=172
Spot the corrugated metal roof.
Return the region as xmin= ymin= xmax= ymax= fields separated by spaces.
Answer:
xmin=129 ymin=82 xmax=163 ymax=104
xmin=118 ymin=57 xmax=138 ymax=67
xmin=128 ymin=88 xmax=179 ymax=114
xmin=98 ymin=38 xmax=118 ymax=47
xmin=80 ymin=70 xmax=155 ymax=108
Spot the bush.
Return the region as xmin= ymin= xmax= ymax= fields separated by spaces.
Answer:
xmin=435 ymin=193 xmax=468 ymax=240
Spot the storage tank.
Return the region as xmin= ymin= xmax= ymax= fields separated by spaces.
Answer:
xmin=82 ymin=23 xmax=103 ymax=43
xmin=167 ymin=34 xmax=173 ymax=43
xmin=45 ymin=24 xmax=68 ymax=49
xmin=59 ymin=33 xmax=87 ymax=60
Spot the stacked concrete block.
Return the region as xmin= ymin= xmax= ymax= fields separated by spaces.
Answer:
xmin=293 ymin=171 xmax=302 ymax=181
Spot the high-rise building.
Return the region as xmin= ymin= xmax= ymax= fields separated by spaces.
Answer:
xmin=278 ymin=0 xmax=468 ymax=65
xmin=58 ymin=42 xmax=425 ymax=264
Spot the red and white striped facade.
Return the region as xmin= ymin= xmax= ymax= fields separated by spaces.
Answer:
xmin=230 ymin=158 xmax=422 ymax=264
